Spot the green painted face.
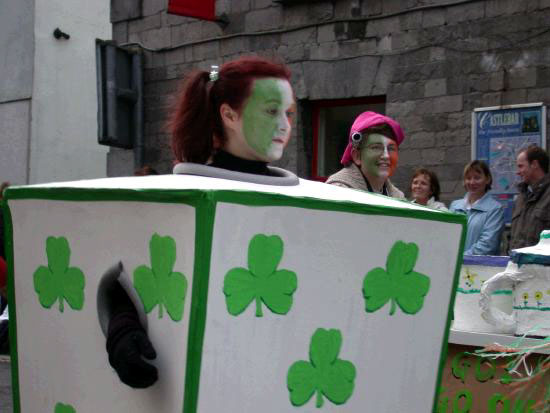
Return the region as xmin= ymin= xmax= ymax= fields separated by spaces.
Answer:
xmin=359 ymin=133 xmax=398 ymax=179
xmin=240 ymin=78 xmax=295 ymax=162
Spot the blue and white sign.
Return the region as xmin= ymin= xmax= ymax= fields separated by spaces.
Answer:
xmin=472 ymin=103 xmax=547 ymax=223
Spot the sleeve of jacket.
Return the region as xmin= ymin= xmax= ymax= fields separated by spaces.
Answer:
xmin=326 ymin=181 xmax=352 ymax=188
xmin=467 ymin=205 xmax=505 ymax=255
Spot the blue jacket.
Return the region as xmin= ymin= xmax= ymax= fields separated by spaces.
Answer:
xmin=450 ymin=192 xmax=505 ymax=255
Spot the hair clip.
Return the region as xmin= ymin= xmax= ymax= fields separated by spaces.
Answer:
xmin=209 ymin=65 xmax=219 ymax=82
xmin=351 ymin=132 xmax=363 ymax=147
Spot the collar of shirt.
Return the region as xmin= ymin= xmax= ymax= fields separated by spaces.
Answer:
xmin=455 ymin=192 xmax=494 ymax=213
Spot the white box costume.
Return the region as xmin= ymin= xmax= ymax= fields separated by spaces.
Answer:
xmin=4 ymin=171 xmax=466 ymax=412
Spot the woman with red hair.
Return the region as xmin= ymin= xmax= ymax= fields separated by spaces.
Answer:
xmin=106 ymin=56 xmax=297 ymax=389
xmin=171 ymin=56 xmax=296 ymax=175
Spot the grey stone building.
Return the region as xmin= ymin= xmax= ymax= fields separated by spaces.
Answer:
xmin=108 ymin=0 xmax=550 ymax=204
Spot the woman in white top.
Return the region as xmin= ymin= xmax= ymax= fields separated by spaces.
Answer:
xmin=409 ymin=168 xmax=448 ymax=211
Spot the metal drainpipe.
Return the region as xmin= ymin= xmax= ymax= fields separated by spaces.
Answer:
xmin=132 ymin=52 xmax=144 ymax=170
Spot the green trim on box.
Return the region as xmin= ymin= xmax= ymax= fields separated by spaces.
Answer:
xmin=209 ymin=190 xmax=466 ymax=225
xmin=183 ymin=196 xmax=216 ymax=413
xmin=432 ymin=222 xmax=467 ymax=413
xmin=2 ymin=202 xmax=20 ymax=413
xmin=513 ymin=305 xmax=550 ymax=311
xmin=5 ymin=186 xmax=205 ymax=205
xmin=4 ymin=184 xmax=468 ymax=413
xmin=4 ymin=186 xmax=467 ymax=226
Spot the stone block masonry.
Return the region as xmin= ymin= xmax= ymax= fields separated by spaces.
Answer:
xmin=107 ymin=0 xmax=550 ymax=204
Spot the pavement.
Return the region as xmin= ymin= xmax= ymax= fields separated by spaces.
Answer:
xmin=0 ymin=356 xmax=12 ymax=413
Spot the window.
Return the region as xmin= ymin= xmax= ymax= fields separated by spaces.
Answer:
xmin=311 ymin=97 xmax=386 ymax=180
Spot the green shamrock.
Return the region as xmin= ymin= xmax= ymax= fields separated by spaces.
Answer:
xmin=223 ymin=234 xmax=297 ymax=317
xmin=54 ymin=402 xmax=76 ymax=413
xmin=362 ymin=240 xmax=430 ymax=316
xmin=287 ymin=328 xmax=356 ymax=408
xmin=33 ymin=236 xmax=85 ymax=312
xmin=133 ymin=233 xmax=187 ymax=321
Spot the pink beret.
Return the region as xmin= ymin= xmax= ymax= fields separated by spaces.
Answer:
xmin=340 ymin=111 xmax=405 ymax=165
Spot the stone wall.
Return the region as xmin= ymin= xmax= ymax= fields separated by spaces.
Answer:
xmin=109 ymin=0 xmax=550 ymax=203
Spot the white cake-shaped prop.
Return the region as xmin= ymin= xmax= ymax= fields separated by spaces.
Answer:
xmin=452 ymin=255 xmax=513 ymax=334
xmin=481 ymin=230 xmax=550 ymax=336
xmin=4 ymin=173 xmax=465 ymax=413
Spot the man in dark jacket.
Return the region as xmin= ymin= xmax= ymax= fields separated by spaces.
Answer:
xmin=510 ymin=145 xmax=550 ymax=250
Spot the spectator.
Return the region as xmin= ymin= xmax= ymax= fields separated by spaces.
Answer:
xmin=409 ymin=168 xmax=448 ymax=211
xmin=326 ymin=111 xmax=405 ymax=199
xmin=450 ymin=160 xmax=504 ymax=255
xmin=510 ymin=145 xmax=550 ymax=250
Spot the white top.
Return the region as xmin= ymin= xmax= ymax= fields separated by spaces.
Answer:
xmin=16 ymin=174 xmax=437 ymax=212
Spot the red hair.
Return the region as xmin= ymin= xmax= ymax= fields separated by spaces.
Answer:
xmin=170 ymin=56 xmax=291 ymax=164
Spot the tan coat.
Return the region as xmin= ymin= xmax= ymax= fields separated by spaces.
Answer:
xmin=510 ymin=173 xmax=550 ymax=250
xmin=326 ymin=164 xmax=405 ymax=200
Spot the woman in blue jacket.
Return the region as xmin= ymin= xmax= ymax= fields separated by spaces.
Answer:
xmin=450 ymin=160 xmax=504 ymax=255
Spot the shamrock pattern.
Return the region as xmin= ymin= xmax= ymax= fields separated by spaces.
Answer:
xmin=362 ymin=240 xmax=430 ymax=316
xmin=33 ymin=236 xmax=85 ymax=312
xmin=133 ymin=233 xmax=188 ymax=321
xmin=287 ymin=328 xmax=356 ymax=408
xmin=54 ymin=402 xmax=76 ymax=413
xmin=223 ymin=234 xmax=298 ymax=317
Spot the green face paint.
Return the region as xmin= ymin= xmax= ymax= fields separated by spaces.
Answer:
xmin=359 ymin=133 xmax=398 ymax=179
xmin=241 ymin=78 xmax=295 ymax=162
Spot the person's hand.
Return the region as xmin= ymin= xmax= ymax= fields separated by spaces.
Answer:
xmin=107 ymin=324 xmax=158 ymax=388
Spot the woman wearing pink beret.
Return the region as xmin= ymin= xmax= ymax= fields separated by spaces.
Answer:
xmin=326 ymin=111 xmax=405 ymax=199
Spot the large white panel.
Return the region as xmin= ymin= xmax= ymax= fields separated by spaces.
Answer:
xmin=10 ymin=199 xmax=195 ymax=412
xmin=199 ymin=202 xmax=462 ymax=412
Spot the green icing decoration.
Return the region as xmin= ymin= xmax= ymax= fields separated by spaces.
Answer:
xmin=451 ymin=352 xmax=470 ymax=383
xmin=475 ymin=359 xmax=495 ymax=382
xmin=223 ymin=234 xmax=297 ymax=317
xmin=287 ymin=328 xmax=356 ymax=408
xmin=457 ymin=288 xmax=512 ymax=295
xmin=362 ymin=241 xmax=430 ymax=316
xmin=33 ymin=236 xmax=85 ymax=312
xmin=488 ymin=393 xmax=508 ymax=413
xmin=452 ymin=389 xmax=472 ymax=413
xmin=513 ymin=305 xmax=550 ymax=311
xmin=133 ymin=233 xmax=188 ymax=321
xmin=436 ymin=386 xmax=449 ymax=413
xmin=54 ymin=402 xmax=76 ymax=413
